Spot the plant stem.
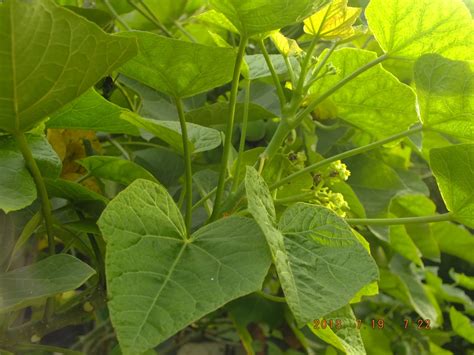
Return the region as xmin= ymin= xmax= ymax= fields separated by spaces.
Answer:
xmin=174 ymin=20 xmax=197 ymax=42
xmin=104 ymin=0 xmax=131 ymax=31
xmin=232 ymin=79 xmax=251 ymax=192
xmin=271 ymin=126 xmax=422 ymax=190
xmin=211 ymin=37 xmax=248 ymax=221
xmin=175 ymin=98 xmax=193 ymax=233
xmin=346 ymin=213 xmax=453 ymax=226
xmin=303 ymin=41 xmax=338 ymax=91
xmin=293 ymin=37 xmax=318 ymax=101
xmin=136 ymin=0 xmax=173 ymax=37
xmin=258 ymin=39 xmax=286 ymax=109
xmin=256 ymin=291 xmax=286 ymax=303
xmin=14 ymin=132 xmax=55 ymax=256
xmin=295 ymin=54 xmax=389 ymax=122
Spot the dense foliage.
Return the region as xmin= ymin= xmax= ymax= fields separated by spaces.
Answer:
xmin=0 ymin=0 xmax=473 ymax=354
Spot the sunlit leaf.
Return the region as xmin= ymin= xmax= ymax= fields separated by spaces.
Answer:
xmin=0 ymin=0 xmax=137 ymax=133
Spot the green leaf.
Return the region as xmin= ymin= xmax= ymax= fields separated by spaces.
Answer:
xmin=98 ymin=179 xmax=271 ymax=354
xmin=430 ymin=144 xmax=474 ymax=228
xmin=366 ymin=0 xmax=474 ymax=60
xmin=431 ymin=222 xmax=474 ymax=263
xmin=185 ymin=102 xmax=275 ymax=127
xmin=45 ymin=178 xmax=109 ymax=205
xmin=121 ymin=113 xmax=222 ymax=154
xmin=245 ymin=167 xmax=378 ymax=324
xmin=414 ymin=54 xmax=473 ymax=141
xmin=450 ymin=307 xmax=474 ymax=343
xmin=389 ymin=225 xmax=423 ymax=266
xmin=309 ymin=48 xmax=418 ymax=138
xmin=209 ymin=0 xmax=328 ymax=38
xmin=245 ymin=54 xmax=298 ymax=80
xmin=47 ymin=89 xmax=139 ymax=135
xmin=0 ymin=0 xmax=137 ymax=133
xmin=0 ymin=134 xmax=61 ymax=213
xmin=450 ymin=269 xmax=474 ymax=291
xmin=78 ymin=156 xmax=157 ymax=186
xmin=118 ymin=32 xmax=236 ymax=98
xmin=0 ymin=254 xmax=95 ymax=313
xmin=309 ymin=305 xmax=366 ymax=355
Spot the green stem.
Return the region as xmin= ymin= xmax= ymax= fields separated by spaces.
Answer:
xmin=295 ymin=54 xmax=389 ymax=122
xmin=256 ymin=291 xmax=286 ymax=303
xmin=258 ymin=39 xmax=286 ymax=109
xmin=232 ymin=79 xmax=251 ymax=192
xmin=271 ymin=126 xmax=422 ymax=190
xmin=293 ymin=37 xmax=318 ymax=101
xmin=284 ymin=56 xmax=296 ymax=87
xmin=14 ymin=132 xmax=55 ymax=256
xmin=346 ymin=213 xmax=453 ymax=226
xmin=211 ymin=37 xmax=248 ymax=221
xmin=261 ymin=118 xmax=292 ymax=160
xmin=303 ymin=41 xmax=338 ymax=91
xmin=136 ymin=0 xmax=173 ymax=37
xmin=174 ymin=20 xmax=197 ymax=42
xmin=175 ymin=98 xmax=193 ymax=233
xmin=275 ymin=191 xmax=315 ymax=205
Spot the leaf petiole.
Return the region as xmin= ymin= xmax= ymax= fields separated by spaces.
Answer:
xmin=346 ymin=213 xmax=453 ymax=226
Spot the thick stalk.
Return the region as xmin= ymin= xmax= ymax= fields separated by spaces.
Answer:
xmin=14 ymin=132 xmax=55 ymax=256
xmin=295 ymin=54 xmax=389 ymax=122
xmin=211 ymin=37 xmax=248 ymax=221
xmin=175 ymin=98 xmax=193 ymax=233
xmin=346 ymin=213 xmax=453 ymax=226
xmin=232 ymin=79 xmax=251 ymax=192
xmin=258 ymin=39 xmax=286 ymax=109
xmin=260 ymin=118 xmax=292 ymax=160
xmin=270 ymin=126 xmax=422 ymax=190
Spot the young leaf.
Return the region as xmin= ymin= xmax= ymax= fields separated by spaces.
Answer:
xmin=98 ymin=179 xmax=271 ymax=354
xmin=414 ymin=54 xmax=473 ymax=141
xmin=0 ymin=254 xmax=95 ymax=313
xmin=245 ymin=167 xmax=378 ymax=324
xmin=430 ymin=144 xmax=474 ymax=228
xmin=118 ymin=32 xmax=236 ymax=98
xmin=309 ymin=305 xmax=366 ymax=354
xmin=270 ymin=31 xmax=302 ymax=57
xmin=0 ymin=0 xmax=137 ymax=133
xmin=366 ymin=0 xmax=474 ymax=60
xmin=0 ymin=134 xmax=61 ymax=213
xmin=303 ymin=0 xmax=361 ymax=40
xmin=121 ymin=113 xmax=222 ymax=154
xmin=209 ymin=0 xmax=328 ymax=38
xmin=78 ymin=156 xmax=158 ymax=186
xmin=309 ymin=48 xmax=418 ymax=138
xmin=47 ymin=89 xmax=140 ymax=135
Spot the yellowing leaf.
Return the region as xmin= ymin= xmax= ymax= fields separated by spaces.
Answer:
xmin=270 ymin=31 xmax=302 ymax=56
xmin=304 ymin=0 xmax=361 ymax=40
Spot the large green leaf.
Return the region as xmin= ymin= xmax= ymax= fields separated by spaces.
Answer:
xmin=97 ymin=179 xmax=271 ymax=354
xmin=450 ymin=307 xmax=474 ymax=343
xmin=309 ymin=305 xmax=366 ymax=355
xmin=245 ymin=167 xmax=378 ymax=324
xmin=0 ymin=254 xmax=95 ymax=313
xmin=47 ymin=89 xmax=139 ymax=135
xmin=209 ymin=0 xmax=328 ymax=38
xmin=78 ymin=156 xmax=158 ymax=186
xmin=309 ymin=48 xmax=418 ymax=138
xmin=0 ymin=0 xmax=137 ymax=133
xmin=0 ymin=134 xmax=61 ymax=213
xmin=185 ymin=102 xmax=275 ymax=127
xmin=414 ymin=54 xmax=473 ymax=141
xmin=366 ymin=0 xmax=474 ymax=60
xmin=430 ymin=144 xmax=474 ymax=228
xmin=118 ymin=32 xmax=236 ymax=98
xmin=121 ymin=112 xmax=222 ymax=154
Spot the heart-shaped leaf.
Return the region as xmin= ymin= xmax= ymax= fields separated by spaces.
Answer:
xmin=430 ymin=144 xmax=474 ymax=228
xmin=309 ymin=48 xmax=418 ymax=138
xmin=0 ymin=0 xmax=137 ymax=133
xmin=98 ymin=179 xmax=271 ymax=354
xmin=414 ymin=54 xmax=473 ymax=141
xmin=366 ymin=0 xmax=474 ymax=60
xmin=0 ymin=254 xmax=95 ymax=313
xmin=245 ymin=167 xmax=378 ymax=324
xmin=118 ymin=32 xmax=236 ymax=98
